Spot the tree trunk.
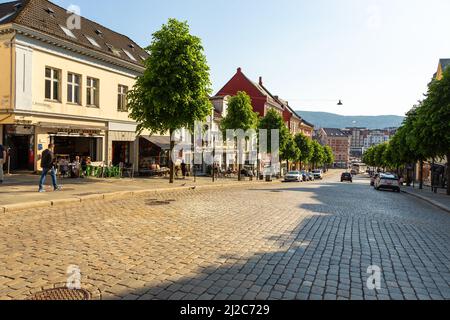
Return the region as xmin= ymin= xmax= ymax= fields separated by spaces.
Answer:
xmin=169 ymin=129 xmax=175 ymax=184
xmin=419 ymin=160 xmax=423 ymax=190
xmin=447 ymin=153 xmax=450 ymax=196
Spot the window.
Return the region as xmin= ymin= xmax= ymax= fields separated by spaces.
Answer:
xmin=45 ymin=67 xmax=60 ymax=101
xmin=67 ymin=73 xmax=81 ymax=104
xmin=59 ymin=25 xmax=76 ymax=39
xmin=122 ymin=49 xmax=137 ymax=62
xmin=86 ymin=77 xmax=99 ymax=107
xmin=117 ymin=85 xmax=128 ymax=112
xmin=85 ymin=35 xmax=101 ymax=48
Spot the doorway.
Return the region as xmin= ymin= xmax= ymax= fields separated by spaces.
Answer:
xmin=8 ymin=135 xmax=34 ymax=171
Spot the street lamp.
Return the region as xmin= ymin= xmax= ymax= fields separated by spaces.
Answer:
xmin=337 ymin=100 xmax=344 ymax=106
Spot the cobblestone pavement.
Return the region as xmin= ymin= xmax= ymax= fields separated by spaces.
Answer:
xmin=0 ymin=171 xmax=449 ymax=300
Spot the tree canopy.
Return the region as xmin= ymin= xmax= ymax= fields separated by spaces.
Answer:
xmin=127 ymin=18 xmax=212 ymax=183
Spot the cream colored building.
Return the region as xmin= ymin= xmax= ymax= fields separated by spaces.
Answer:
xmin=0 ymin=0 xmax=148 ymax=172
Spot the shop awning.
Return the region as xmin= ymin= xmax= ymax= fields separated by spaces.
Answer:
xmin=141 ymin=136 xmax=171 ymax=150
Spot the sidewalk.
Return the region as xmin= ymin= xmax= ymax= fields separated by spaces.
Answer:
xmin=0 ymin=173 xmax=269 ymax=212
xmin=402 ymin=185 xmax=450 ymax=213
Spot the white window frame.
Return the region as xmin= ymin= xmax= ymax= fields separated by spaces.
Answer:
xmin=117 ymin=85 xmax=128 ymax=112
xmin=67 ymin=72 xmax=81 ymax=105
xmin=45 ymin=67 xmax=60 ymax=101
xmin=86 ymin=77 xmax=99 ymax=107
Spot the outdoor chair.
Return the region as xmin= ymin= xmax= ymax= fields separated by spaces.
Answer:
xmin=120 ymin=163 xmax=134 ymax=178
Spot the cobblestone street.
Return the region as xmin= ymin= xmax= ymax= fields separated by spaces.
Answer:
xmin=0 ymin=171 xmax=449 ymax=300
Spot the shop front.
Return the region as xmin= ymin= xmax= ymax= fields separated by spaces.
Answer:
xmin=2 ymin=124 xmax=35 ymax=172
xmin=36 ymin=123 xmax=106 ymax=169
xmin=138 ymin=136 xmax=170 ymax=175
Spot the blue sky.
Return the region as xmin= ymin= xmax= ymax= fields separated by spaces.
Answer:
xmin=50 ymin=0 xmax=450 ymax=116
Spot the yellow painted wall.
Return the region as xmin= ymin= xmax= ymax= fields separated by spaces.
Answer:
xmin=0 ymin=31 xmax=14 ymax=110
xmin=30 ymin=47 xmax=138 ymax=122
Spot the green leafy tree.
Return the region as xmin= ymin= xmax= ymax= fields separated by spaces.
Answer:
xmin=294 ymin=133 xmax=313 ymax=170
xmin=310 ymin=140 xmax=325 ymax=170
xmin=283 ymin=135 xmax=301 ymax=171
xmin=323 ymin=146 xmax=335 ymax=170
xmin=220 ymin=91 xmax=259 ymax=181
xmin=414 ymin=68 xmax=450 ymax=194
xmin=127 ymin=19 xmax=212 ymax=183
xmin=258 ymin=109 xmax=291 ymax=175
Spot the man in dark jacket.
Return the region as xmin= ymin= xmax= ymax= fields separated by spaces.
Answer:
xmin=38 ymin=144 xmax=61 ymax=192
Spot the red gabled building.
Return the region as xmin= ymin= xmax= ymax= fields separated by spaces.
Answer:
xmin=216 ymin=67 xmax=284 ymax=117
xmin=216 ymin=68 xmax=314 ymax=138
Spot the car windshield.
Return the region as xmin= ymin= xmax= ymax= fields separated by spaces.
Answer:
xmin=288 ymin=171 xmax=299 ymax=175
xmin=381 ymin=175 xmax=398 ymax=180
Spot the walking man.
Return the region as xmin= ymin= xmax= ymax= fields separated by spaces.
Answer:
xmin=0 ymin=142 xmax=5 ymax=184
xmin=38 ymin=144 xmax=61 ymax=192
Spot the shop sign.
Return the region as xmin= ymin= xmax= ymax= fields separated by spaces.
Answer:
xmin=5 ymin=125 xmax=35 ymax=135
xmin=56 ymin=128 xmax=102 ymax=136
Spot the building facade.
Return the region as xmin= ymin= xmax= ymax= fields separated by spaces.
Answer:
xmin=216 ymin=67 xmax=314 ymax=138
xmin=317 ymin=128 xmax=351 ymax=169
xmin=0 ymin=0 xmax=149 ymax=172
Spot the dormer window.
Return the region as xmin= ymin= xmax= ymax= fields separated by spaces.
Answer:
xmin=85 ymin=35 xmax=100 ymax=48
xmin=45 ymin=7 xmax=55 ymax=16
xmin=122 ymin=49 xmax=137 ymax=62
xmin=59 ymin=25 xmax=76 ymax=39
xmin=95 ymin=29 xmax=103 ymax=37
xmin=106 ymin=43 xmax=122 ymax=57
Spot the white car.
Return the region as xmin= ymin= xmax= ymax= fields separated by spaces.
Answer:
xmin=312 ymin=170 xmax=323 ymax=180
xmin=374 ymin=174 xmax=401 ymax=193
xmin=284 ymin=171 xmax=303 ymax=182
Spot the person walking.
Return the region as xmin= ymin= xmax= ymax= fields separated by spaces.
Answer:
xmin=38 ymin=144 xmax=61 ymax=192
xmin=181 ymin=160 xmax=187 ymax=179
xmin=0 ymin=143 xmax=5 ymax=184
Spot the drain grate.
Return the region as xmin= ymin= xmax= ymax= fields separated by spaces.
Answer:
xmin=29 ymin=287 xmax=91 ymax=300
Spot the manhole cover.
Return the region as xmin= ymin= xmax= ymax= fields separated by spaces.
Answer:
xmin=29 ymin=287 xmax=91 ymax=300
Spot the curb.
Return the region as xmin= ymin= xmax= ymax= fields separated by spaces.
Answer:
xmin=402 ymin=190 xmax=450 ymax=214
xmin=0 ymin=180 xmax=281 ymax=214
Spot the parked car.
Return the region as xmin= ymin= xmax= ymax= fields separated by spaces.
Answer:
xmin=312 ymin=170 xmax=323 ymax=180
xmin=306 ymin=172 xmax=315 ymax=181
xmin=299 ymin=171 xmax=310 ymax=181
xmin=341 ymin=172 xmax=353 ymax=183
xmin=374 ymin=174 xmax=401 ymax=192
xmin=370 ymin=173 xmax=379 ymax=186
xmin=284 ymin=171 xmax=303 ymax=182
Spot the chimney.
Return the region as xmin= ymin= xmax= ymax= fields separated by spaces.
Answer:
xmin=259 ymin=76 xmax=263 ymax=85
xmin=237 ymin=67 xmax=242 ymax=73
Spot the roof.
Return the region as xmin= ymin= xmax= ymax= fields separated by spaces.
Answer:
xmin=0 ymin=0 xmax=149 ymax=66
xmin=141 ymin=136 xmax=171 ymax=150
xmin=439 ymin=59 xmax=450 ymax=71
xmin=322 ymin=128 xmax=350 ymax=137
xmin=300 ymin=119 xmax=314 ymax=128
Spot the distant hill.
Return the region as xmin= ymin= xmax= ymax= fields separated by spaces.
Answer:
xmin=296 ymin=111 xmax=404 ymax=129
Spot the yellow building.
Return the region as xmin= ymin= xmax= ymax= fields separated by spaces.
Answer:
xmin=0 ymin=0 xmax=149 ymax=172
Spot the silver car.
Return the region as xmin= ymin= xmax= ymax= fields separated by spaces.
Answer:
xmin=284 ymin=171 xmax=303 ymax=182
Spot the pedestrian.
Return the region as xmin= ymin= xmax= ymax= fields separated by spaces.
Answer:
xmin=0 ymin=142 xmax=5 ymax=184
xmin=181 ymin=160 xmax=187 ymax=179
xmin=38 ymin=144 xmax=61 ymax=192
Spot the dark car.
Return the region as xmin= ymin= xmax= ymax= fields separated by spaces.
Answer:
xmin=341 ymin=172 xmax=353 ymax=183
